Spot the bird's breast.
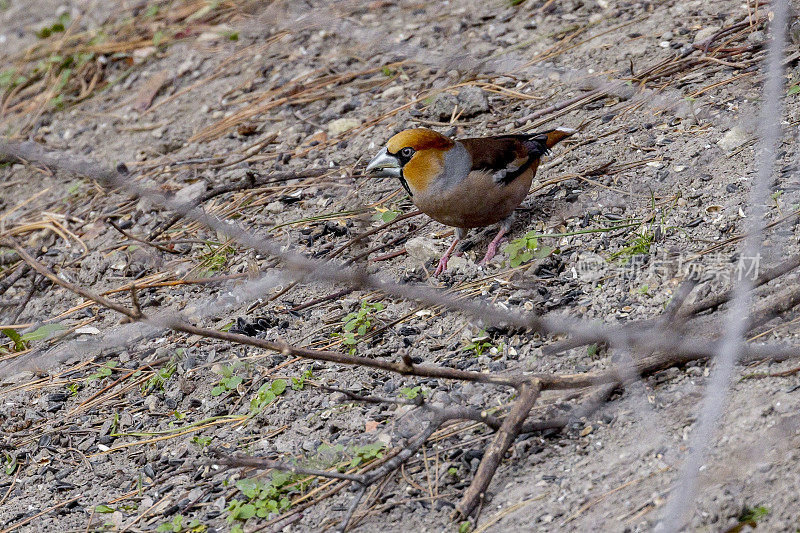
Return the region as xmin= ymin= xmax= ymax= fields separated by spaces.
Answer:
xmin=412 ymin=165 xmax=538 ymax=229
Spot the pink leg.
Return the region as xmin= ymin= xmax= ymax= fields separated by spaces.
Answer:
xmin=434 ymin=238 xmax=460 ymax=276
xmin=479 ymin=228 xmax=507 ymax=266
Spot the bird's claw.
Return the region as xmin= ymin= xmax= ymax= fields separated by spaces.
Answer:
xmin=433 ymin=255 xmax=449 ymax=276
xmin=479 ymin=238 xmax=506 ymax=266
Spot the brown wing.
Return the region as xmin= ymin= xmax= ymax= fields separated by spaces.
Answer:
xmin=459 ymin=137 xmax=534 ymax=186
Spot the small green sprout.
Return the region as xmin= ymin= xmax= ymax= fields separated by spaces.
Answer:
xmin=249 ymin=379 xmax=288 ymax=414
xmin=503 ymin=231 xmax=552 ymax=267
xmin=35 ymin=13 xmax=71 ymax=39
xmin=462 ymin=331 xmax=493 ymax=356
xmin=291 ymin=368 xmax=313 ymax=391
xmin=211 ymin=363 xmax=243 ymax=397
xmin=399 ymin=386 xmax=425 ymax=400
xmin=332 ymin=301 xmax=385 ymax=354
xmin=87 ymin=360 xmax=118 ymax=382
xmin=372 ymin=207 xmax=400 ymax=223
xmin=157 ymin=514 xmax=206 ymax=532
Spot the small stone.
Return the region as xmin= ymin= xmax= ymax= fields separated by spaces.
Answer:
xmin=380 ymin=86 xmax=403 ymax=99
xmin=693 ymin=26 xmax=721 ymax=45
xmin=456 ymin=86 xmax=489 ymax=116
xmin=265 ymin=201 xmax=283 ymax=213
xmin=144 ymin=395 xmax=158 ymax=413
xmin=580 ymin=425 xmax=593 ymax=437
xmin=405 ymin=237 xmax=440 ymax=263
xmin=428 ymin=92 xmax=459 ymax=120
xmin=174 ymin=181 xmax=206 ymax=205
xmin=327 ymin=118 xmax=360 ymax=137
xmin=132 ymin=47 xmax=156 ymax=63
xmin=717 ymin=126 xmax=749 ymax=152
xmin=747 ymin=30 xmax=765 ymax=45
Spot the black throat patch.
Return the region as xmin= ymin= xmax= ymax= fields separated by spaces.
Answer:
xmin=398 ymin=169 xmax=413 ymax=197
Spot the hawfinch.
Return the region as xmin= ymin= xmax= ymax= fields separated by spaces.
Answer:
xmin=366 ymin=127 xmax=576 ymax=275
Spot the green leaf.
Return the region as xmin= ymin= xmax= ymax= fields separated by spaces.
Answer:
xmin=95 ymin=504 xmax=115 ymax=513
xmin=236 ymin=503 xmax=256 ymax=520
xmin=271 ymin=379 xmax=287 ymax=395
xmin=788 ymin=84 xmax=800 ymax=96
xmin=223 ymin=375 xmax=243 ymax=389
xmin=211 ymin=385 xmax=225 ymax=397
xmin=236 ymin=478 xmax=260 ymax=499
xmin=1 ymin=328 xmax=25 ymax=351
xmin=21 ymin=323 xmax=66 ymax=342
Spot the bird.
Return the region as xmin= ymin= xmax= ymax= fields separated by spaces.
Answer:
xmin=365 ymin=126 xmax=576 ymax=275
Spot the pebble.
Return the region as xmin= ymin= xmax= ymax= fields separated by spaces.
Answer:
xmin=693 ymin=26 xmax=721 ymax=45
xmin=327 ymin=118 xmax=361 ymax=137
xmin=717 ymin=126 xmax=749 ymax=152
xmin=405 ymin=236 xmax=440 ymax=263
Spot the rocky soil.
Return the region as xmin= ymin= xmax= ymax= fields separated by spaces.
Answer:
xmin=2 ymin=0 xmax=800 ymax=532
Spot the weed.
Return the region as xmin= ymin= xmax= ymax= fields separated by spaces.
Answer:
xmin=381 ymin=65 xmax=397 ymax=76
xmin=227 ymin=473 xmax=294 ymax=526
xmin=587 ymin=343 xmax=600 ymax=358
xmin=0 ymin=68 xmax=27 ymax=90
xmin=399 ymin=386 xmax=425 ymax=400
xmin=2 ymin=323 xmax=66 ymax=352
xmin=191 ymin=436 xmax=212 ymax=448
xmin=738 ymin=505 xmax=769 ymax=525
xmin=249 ymin=379 xmax=288 ymax=414
xmin=199 ymin=242 xmax=235 ymax=275
xmin=315 ymin=442 xmax=386 ymax=471
xmin=332 ymin=301 xmax=385 ymax=354
xmin=347 ymin=443 xmax=384 ymax=468
xmin=211 ymin=363 xmax=243 ymax=397
xmin=142 ymin=354 xmax=179 ymax=394
xmin=788 ymin=83 xmax=800 ymax=96
xmin=462 ymin=331 xmax=493 ymax=356
xmin=609 ymin=226 xmax=654 ymax=263
xmin=291 ymin=368 xmax=313 ymax=391
xmin=503 ymin=231 xmax=553 ymax=267
xmin=3 ymin=453 xmax=18 ymax=475
xmin=35 ymin=13 xmax=70 ymax=39
xmin=372 ymin=207 xmax=400 ymax=223
xmin=87 ymin=360 xmax=118 ymax=382
xmin=157 ymin=514 xmax=206 ymax=532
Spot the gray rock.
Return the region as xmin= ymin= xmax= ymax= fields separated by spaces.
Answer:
xmin=428 ymin=92 xmax=459 ymax=120
xmin=175 ymin=180 xmax=207 ymax=205
xmin=693 ymin=26 xmax=721 ymax=45
xmin=405 ymin=236 xmax=440 ymax=263
xmin=747 ymin=30 xmax=765 ymax=45
xmin=717 ymin=126 xmax=749 ymax=152
xmin=456 ymin=86 xmax=489 ymax=116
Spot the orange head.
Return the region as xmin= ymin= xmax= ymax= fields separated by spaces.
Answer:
xmin=366 ymin=128 xmax=455 ymax=196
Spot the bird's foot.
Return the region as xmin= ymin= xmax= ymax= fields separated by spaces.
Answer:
xmin=434 ymin=254 xmax=450 ymax=276
xmin=479 ymin=236 xmax=507 ymax=266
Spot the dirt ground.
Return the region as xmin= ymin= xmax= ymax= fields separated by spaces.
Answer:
xmin=2 ymin=0 xmax=800 ymax=531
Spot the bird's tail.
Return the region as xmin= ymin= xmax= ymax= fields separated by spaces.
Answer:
xmin=542 ymin=126 xmax=578 ymax=148
xmin=521 ymin=126 xmax=577 ymax=158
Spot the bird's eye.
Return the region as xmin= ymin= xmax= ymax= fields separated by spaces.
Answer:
xmin=400 ymin=147 xmax=414 ymax=158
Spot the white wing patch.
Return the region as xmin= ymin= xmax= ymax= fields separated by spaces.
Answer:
xmin=492 ymin=155 xmax=529 ymax=185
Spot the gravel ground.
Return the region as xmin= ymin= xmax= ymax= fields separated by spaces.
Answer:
xmin=2 ymin=0 xmax=800 ymax=532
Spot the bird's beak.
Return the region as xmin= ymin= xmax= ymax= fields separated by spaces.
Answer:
xmin=365 ymin=147 xmax=401 ymax=178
